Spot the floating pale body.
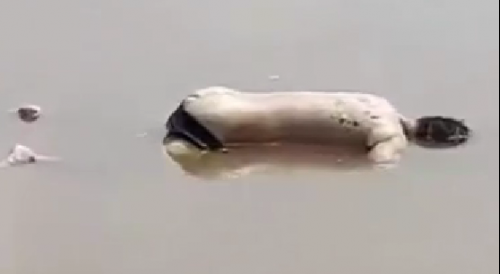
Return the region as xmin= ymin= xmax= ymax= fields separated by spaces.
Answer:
xmin=164 ymin=86 xmax=471 ymax=167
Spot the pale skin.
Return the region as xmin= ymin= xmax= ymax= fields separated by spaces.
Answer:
xmin=181 ymin=87 xmax=416 ymax=166
xmin=367 ymin=126 xmax=409 ymax=166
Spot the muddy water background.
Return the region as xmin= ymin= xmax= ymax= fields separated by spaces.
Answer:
xmin=0 ymin=0 xmax=498 ymax=273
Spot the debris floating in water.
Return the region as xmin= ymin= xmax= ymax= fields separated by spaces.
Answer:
xmin=268 ymin=75 xmax=280 ymax=81
xmin=0 ymin=144 xmax=60 ymax=168
xmin=135 ymin=132 xmax=148 ymax=138
xmin=8 ymin=104 xmax=42 ymax=123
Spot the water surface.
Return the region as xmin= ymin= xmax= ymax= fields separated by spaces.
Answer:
xmin=0 ymin=0 xmax=498 ymax=273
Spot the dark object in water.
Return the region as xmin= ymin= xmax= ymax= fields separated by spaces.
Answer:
xmin=165 ymin=104 xmax=225 ymax=151
xmin=413 ymin=116 xmax=471 ymax=148
xmin=10 ymin=105 xmax=41 ymax=123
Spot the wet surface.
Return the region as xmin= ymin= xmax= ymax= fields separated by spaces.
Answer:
xmin=0 ymin=0 xmax=498 ymax=273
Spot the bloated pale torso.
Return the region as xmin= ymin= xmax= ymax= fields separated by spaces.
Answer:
xmin=182 ymin=87 xmax=405 ymax=150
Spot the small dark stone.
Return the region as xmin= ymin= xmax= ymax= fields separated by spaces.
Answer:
xmin=15 ymin=106 xmax=41 ymax=123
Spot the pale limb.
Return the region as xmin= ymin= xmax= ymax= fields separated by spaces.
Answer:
xmin=367 ymin=135 xmax=408 ymax=166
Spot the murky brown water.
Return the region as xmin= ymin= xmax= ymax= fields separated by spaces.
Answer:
xmin=1 ymin=0 xmax=498 ymax=273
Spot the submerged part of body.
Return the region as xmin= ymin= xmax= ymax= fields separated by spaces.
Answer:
xmin=164 ymin=86 xmax=471 ymax=166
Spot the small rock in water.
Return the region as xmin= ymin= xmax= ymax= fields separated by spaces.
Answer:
xmin=9 ymin=104 xmax=42 ymax=123
xmin=0 ymin=144 xmax=60 ymax=168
